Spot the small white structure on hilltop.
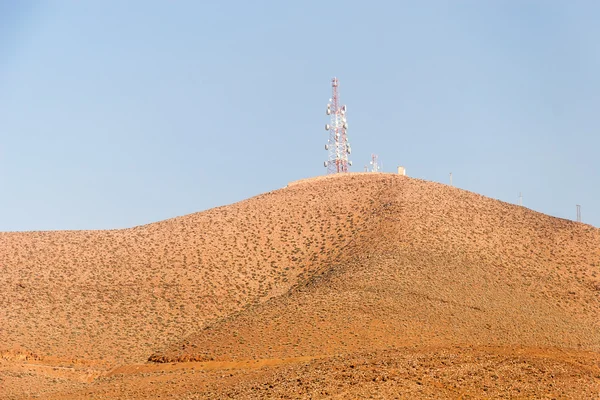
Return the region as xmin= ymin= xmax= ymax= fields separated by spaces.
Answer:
xmin=397 ymin=166 xmax=406 ymax=176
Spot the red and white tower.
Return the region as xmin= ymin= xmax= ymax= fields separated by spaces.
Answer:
xmin=324 ymin=77 xmax=351 ymax=173
xmin=370 ymin=153 xmax=380 ymax=172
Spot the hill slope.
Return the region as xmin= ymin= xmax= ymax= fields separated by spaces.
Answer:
xmin=2 ymin=173 xmax=600 ymax=398
xmin=153 ymin=174 xmax=600 ymax=364
xmin=0 ymin=176 xmax=372 ymax=363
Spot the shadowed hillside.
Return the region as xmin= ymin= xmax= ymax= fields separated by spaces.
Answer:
xmin=2 ymin=173 xmax=599 ymax=399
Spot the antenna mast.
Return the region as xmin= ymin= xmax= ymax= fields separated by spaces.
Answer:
xmin=370 ymin=153 xmax=380 ymax=172
xmin=576 ymin=204 xmax=581 ymax=222
xmin=324 ymin=77 xmax=351 ymax=173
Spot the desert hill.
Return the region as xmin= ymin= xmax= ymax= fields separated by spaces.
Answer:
xmin=152 ymin=174 xmax=600 ymax=365
xmin=0 ymin=175 xmax=374 ymax=364
xmin=2 ymin=173 xmax=600 ymax=399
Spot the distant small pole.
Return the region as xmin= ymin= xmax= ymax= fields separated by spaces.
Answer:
xmin=518 ymin=192 xmax=523 ymax=206
xmin=576 ymin=204 xmax=581 ymax=222
xmin=449 ymin=172 xmax=453 ymax=186
xmin=364 ymin=165 xmax=368 ymax=172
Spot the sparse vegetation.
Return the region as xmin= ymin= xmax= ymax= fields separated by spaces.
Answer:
xmin=1 ymin=173 xmax=599 ymax=399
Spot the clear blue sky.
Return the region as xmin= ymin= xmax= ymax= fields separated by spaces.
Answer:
xmin=1 ymin=1 xmax=598 ymax=231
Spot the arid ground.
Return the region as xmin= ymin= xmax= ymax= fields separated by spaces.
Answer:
xmin=1 ymin=173 xmax=599 ymax=398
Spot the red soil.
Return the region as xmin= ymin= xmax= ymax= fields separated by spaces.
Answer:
xmin=1 ymin=173 xmax=599 ymax=398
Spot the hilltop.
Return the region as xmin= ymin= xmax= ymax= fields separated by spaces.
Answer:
xmin=1 ymin=173 xmax=599 ymax=398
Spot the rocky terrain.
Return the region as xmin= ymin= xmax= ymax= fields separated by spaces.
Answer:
xmin=1 ymin=173 xmax=599 ymax=398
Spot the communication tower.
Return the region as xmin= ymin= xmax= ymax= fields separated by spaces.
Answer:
xmin=576 ymin=204 xmax=581 ymax=222
xmin=324 ymin=77 xmax=352 ymax=173
xmin=370 ymin=154 xmax=380 ymax=172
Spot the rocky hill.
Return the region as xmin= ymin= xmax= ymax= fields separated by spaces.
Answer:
xmin=2 ymin=173 xmax=599 ymax=399
xmin=152 ymin=174 xmax=600 ymax=364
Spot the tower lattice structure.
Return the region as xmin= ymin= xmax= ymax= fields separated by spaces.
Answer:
xmin=324 ymin=77 xmax=351 ymax=173
xmin=370 ymin=153 xmax=380 ymax=172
